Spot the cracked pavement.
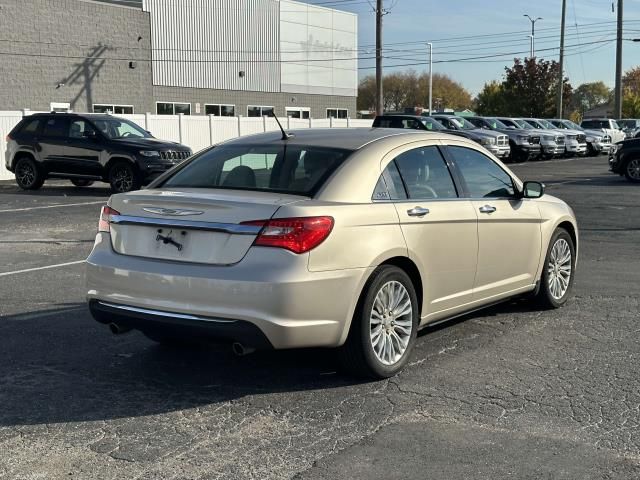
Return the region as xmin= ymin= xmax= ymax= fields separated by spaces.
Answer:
xmin=1 ymin=156 xmax=639 ymax=479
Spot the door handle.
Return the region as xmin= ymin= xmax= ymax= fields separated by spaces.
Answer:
xmin=407 ymin=206 xmax=430 ymax=217
xmin=479 ymin=205 xmax=496 ymax=214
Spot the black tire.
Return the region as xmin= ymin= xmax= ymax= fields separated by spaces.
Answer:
xmin=535 ymin=228 xmax=576 ymax=309
xmin=70 ymin=179 xmax=94 ymax=187
xmin=587 ymin=144 xmax=596 ymax=157
xmin=623 ymin=158 xmax=640 ymax=183
xmin=338 ymin=265 xmax=419 ymax=379
xmin=108 ymin=161 xmax=140 ymax=193
xmin=14 ymin=156 xmax=44 ymax=190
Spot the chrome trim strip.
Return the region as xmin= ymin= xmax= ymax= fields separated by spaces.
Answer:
xmin=97 ymin=301 xmax=237 ymax=324
xmin=110 ymin=215 xmax=261 ymax=235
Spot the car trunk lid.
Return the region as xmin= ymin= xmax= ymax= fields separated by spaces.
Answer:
xmin=108 ymin=188 xmax=306 ymax=265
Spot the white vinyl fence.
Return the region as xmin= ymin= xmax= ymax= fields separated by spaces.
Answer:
xmin=0 ymin=111 xmax=373 ymax=180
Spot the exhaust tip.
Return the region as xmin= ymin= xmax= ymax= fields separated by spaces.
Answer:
xmin=232 ymin=342 xmax=256 ymax=356
xmin=109 ymin=323 xmax=132 ymax=335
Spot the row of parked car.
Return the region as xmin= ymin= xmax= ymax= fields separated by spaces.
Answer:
xmin=372 ymin=113 xmax=633 ymax=163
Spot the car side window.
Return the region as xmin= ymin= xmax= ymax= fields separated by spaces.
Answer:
xmin=448 ymin=146 xmax=515 ymax=198
xmin=68 ymin=120 xmax=96 ymax=139
xmin=18 ymin=119 xmax=40 ymax=135
xmin=373 ymin=162 xmax=407 ymax=201
xmin=394 ymin=146 xmax=458 ymax=199
xmin=42 ymin=117 xmax=69 ymax=138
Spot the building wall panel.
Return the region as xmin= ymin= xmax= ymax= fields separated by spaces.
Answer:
xmin=144 ymin=0 xmax=281 ymax=93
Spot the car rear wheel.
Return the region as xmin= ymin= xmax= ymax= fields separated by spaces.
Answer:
xmin=624 ymin=158 xmax=640 ymax=183
xmin=339 ymin=265 xmax=419 ymax=379
xmin=14 ymin=156 xmax=44 ymax=190
xmin=535 ymin=228 xmax=575 ymax=309
xmin=108 ymin=161 xmax=140 ymax=193
xmin=70 ymin=179 xmax=94 ymax=187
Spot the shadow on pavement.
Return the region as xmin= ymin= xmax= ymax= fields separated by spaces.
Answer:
xmin=0 ymin=182 xmax=111 ymax=198
xmin=0 ymin=304 xmax=365 ymax=427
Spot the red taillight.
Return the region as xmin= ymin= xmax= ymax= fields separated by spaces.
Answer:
xmin=98 ymin=205 xmax=120 ymax=233
xmin=242 ymin=216 xmax=334 ymax=254
xmin=5 ymin=134 xmax=12 ymax=142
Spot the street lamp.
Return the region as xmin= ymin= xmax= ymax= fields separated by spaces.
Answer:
xmin=523 ymin=14 xmax=543 ymax=57
xmin=427 ymin=42 xmax=433 ymax=115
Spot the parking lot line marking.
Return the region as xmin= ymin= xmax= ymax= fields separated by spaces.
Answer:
xmin=0 ymin=200 xmax=105 ymax=213
xmin=0 ymin=260 xmax=85 ymax=277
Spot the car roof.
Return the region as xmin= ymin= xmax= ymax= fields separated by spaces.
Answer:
xmin=377 ymin=114 xmax=424 ymax=119
xmin=27 ymin=112 xmax=122 ymax=121
xmin=220 ymin=128 xmax=458 ymax=150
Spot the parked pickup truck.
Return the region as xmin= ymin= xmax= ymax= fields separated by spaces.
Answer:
xmin=581 ymin=118 xmax=626 ymax=144
xmin=467 ymin=116 xmax=541 ymax=162
xmin=497 ymin=117 xmax=565 ymax=159
xmin=549 ymin=119 xmax=612 ymax=156
xmin=525 ymin=118 xmax=587 ymax=157
xmin=432 ymin=115 xmax=511 ymax=160
xmin=617 ymin=119 xmax=640 ymax=139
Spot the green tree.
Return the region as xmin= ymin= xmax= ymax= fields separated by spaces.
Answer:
xmin=475 ymin=81 xmax=507 ymax=115
xmin=570 ymin=81 xmax=612 ymax=114
xmin=357 ymin=76 xmax=377 ymax=112
xmin=623 ymin=91 xmax=640 ymax=118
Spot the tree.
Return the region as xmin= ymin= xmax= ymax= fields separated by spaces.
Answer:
xmin=357 ymin=76 xmax=377 ymax=112
xmin=501 ymin=58 xmax=572 ymax=118
xmin=475 ymin=81 xmax=507 ymax=115
xmin=623 ymin=91 xmax=640 ymax=118
xmin=570 ymin=81 xmax=611 ymax=114
xmin=357 ymin=71 xmax=472 ymax=113
xmin=622 ymin=67 xmax=640 ymax=96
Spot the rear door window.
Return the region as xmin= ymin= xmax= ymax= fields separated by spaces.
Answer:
xmin=42 ymin=117 xmax=69 ymax=138
xmin=161 ymin=144 xmax=352 ymax=196
xmin=393 ymin=146 xmax=458 ymax=199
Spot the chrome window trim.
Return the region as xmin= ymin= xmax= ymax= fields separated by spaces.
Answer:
xmin=110 ymin=214 xmax=261 ymax=235
xmin=97 ymin=301 xmax=237 ymax=324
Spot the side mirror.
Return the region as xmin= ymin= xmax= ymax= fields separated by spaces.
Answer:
xmin=522 ymin=181 xmax=544 ymax=199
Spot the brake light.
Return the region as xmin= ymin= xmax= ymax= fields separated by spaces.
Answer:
xmin=98 ymin=205 xmax=120 ymax=233
xmin=242 ymin=216 xmax=334 ymax=254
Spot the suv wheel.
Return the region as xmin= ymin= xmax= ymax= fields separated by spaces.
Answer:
xmin=339 ymin=265 xmax=419 ymax=378
xmin=535 ymin=228 xmax=575 ymax=309
xmin=108 ymin=161 xmax=140 ymax=193
xmin=70 ymin=179 xmax=94 ymax=187
xmin=624 ymin=158 xmax=640 ymax=183
xmin=14 ymin=156 xmax=44 ymax=190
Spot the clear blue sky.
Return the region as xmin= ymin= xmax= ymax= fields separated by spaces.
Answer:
xmin=312 ymin=0 xmax=640 ymax=96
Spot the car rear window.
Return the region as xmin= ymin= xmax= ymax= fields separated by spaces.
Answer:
xmin=160 ymin=144 xmax=352 ymax=196
xmin=17 ymin=118 xmax=41 ymax=135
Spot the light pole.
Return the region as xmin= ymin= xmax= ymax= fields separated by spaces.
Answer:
xmin=523 ymin=14 xmax=542 ymax=57
xmin=427 ymin=42 xmax=433 ymax=115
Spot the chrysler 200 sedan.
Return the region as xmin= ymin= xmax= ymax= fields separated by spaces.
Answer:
xmin=87 ymin=128 xmax=578 ymax=378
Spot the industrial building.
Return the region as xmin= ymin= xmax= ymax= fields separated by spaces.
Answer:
xmin=0 ymin=0 xmax=358 ymax=118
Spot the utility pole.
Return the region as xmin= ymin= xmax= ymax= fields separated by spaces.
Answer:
xmin=523 ymin=14 xmax=542 ymax=58
xmin=556 ymin=0 xmax=567 ymax=118
xmin=614 ymin=0 xmax=623 ymax=119
xmin=427 ymin=43 xmax=433 ymax=114
xmin=375 ymin=0 xmax=383 ymax=115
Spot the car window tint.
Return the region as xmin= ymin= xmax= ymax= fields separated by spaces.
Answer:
xmin=394 ymin=146 xmax=457 ymax=199
xmin=373 ymin=162 xmax=407 ymax=200
xmin=68 ymin=120 xmax=95 ymax=139
xmin=20 ymin=119 xmax=40 ymax=135
xmin=448 ymin=146 xmax=515 ymax=198
xmin=42 ymin=117 xmax=69 ymax=138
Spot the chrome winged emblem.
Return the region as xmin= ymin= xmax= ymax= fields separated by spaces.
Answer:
xmin=143 ymin=207 xmax=204 ymax=216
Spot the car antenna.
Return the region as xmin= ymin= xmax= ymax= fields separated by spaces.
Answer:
xmin=270 ymin=111 xmax=293 ymax=140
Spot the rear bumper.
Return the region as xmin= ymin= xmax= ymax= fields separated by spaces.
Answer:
xmin=86 ymin=233 xmax=369 ymax=349
xmin=89 ymin=300 xmax=273 ymax=349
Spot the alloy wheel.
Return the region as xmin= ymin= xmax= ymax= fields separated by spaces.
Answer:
xmin=112 ymin=166 xmax=133 ymax=192
xmin=547 ymin=238 xmax=572 ymax=300
xmin=369 ymin=280 xmax=413 ymax=366
xmin=16 ymin=161 xmax=36 ymax=187
xmin=626 ymin=159 xmax=640 ymax=180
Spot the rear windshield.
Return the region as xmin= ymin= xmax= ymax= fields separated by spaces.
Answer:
xmin=160 ymin=144 xmax=352 ymax=196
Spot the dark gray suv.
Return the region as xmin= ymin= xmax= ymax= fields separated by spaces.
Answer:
xmin=5 ymin=113 xmax=192 ymax=193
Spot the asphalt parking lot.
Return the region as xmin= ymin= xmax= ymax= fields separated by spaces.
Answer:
xmin=1 ymin=155 xmax=640 ymax=479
